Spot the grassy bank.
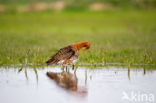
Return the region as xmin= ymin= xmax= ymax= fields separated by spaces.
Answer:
xmin=0 ymin=10 xmax=156 ymax=66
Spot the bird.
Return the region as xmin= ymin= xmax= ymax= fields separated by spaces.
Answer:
xmin=46 ymin=41 xmax=90 ymax=70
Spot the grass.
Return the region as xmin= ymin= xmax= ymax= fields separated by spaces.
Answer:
xmin=0 ymin=10 xmax=156 ymax=67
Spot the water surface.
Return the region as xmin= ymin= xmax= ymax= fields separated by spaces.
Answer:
xmin=0 ymin=67 xmax=155 ymax=103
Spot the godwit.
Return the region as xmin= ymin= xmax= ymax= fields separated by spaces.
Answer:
xmin=46 ymin=41 xmax=90 ymax=70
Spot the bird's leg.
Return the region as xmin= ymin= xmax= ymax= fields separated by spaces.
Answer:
xmin=61 ymin=66 xmax=65 ymax=71
xmin=74 ymin=67 xmax=77 ymax=74
xmin=72 ymin=65 xmax=75 ymax=70
xmin=65 ymin=66 xmax=68 ymax=72
xmin=65 ymin=66 xmax=70 ymax=73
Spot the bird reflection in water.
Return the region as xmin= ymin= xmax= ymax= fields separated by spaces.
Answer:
xmin=47 ymin=71 xmax=88 ymax=96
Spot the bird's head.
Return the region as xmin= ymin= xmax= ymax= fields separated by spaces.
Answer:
xmin=72 ymin=41 xmax=90 ymax=54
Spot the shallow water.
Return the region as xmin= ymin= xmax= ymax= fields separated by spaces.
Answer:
xmin=0 ymin=67 xmax=156 ymax=103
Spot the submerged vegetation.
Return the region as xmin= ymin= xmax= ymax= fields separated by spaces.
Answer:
xmin=0 ymin=10 xmax=156 ymax=67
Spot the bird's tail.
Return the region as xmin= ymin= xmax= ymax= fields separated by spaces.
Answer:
xmin=46 ymin=59 xmax=52 ymax=65
xmin=46 ymin=60 xmax=51 ymax=65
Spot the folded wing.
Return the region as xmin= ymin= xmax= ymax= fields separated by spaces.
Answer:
xmin=46 ymin=46 xmax=75 ymax=65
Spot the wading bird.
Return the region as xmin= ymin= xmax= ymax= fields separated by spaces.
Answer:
xmin=46 ymin=41 xmax=90 ymax=70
